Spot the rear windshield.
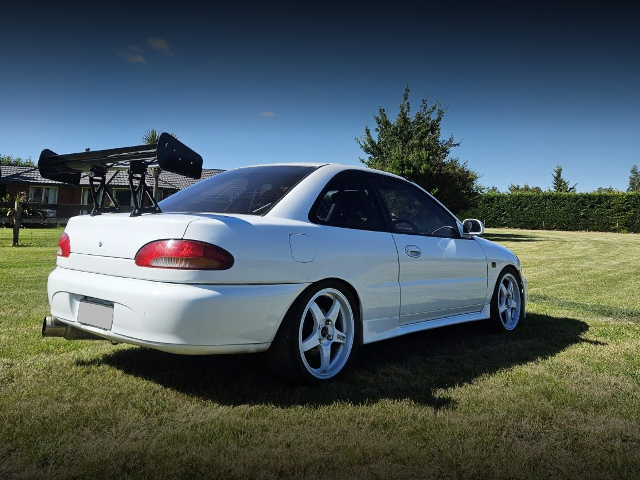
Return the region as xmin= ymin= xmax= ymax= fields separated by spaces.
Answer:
xmin=159 ymin=165 xmax=317 ymax=215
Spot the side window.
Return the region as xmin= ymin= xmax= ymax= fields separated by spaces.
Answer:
xmin=372 ymin=177 xmax=458 ymax=237
xmin=311 ymin=171 xmax=386 ymax=231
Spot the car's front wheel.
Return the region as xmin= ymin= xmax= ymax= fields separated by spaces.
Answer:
xmin=488 ymin=268 xmax=523 ymax=332
xmin=267 ymin=281 xmax=358 ymax=383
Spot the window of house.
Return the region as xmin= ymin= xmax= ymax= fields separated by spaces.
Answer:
xmin=29 ymin=186 xmax=58 ymax=204
xmin=81 ymin=188 xmax=92 ymax=205
xmin=112 ymin=188 xmax=133 ymax=207
xmin=81 ymin=187 xmax=135 ymax=210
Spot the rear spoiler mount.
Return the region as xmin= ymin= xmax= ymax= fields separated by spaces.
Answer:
xmin=38 ymin=133 xmax=203 ymax=217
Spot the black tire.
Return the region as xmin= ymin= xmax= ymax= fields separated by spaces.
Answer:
xmin=487 ymin=267 xmax=523 ymax=333
xmin=267 ymin=281 xmax=359 ymax=383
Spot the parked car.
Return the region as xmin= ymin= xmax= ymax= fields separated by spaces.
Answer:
xmin=43 ymin=159 xmax=527 ymax=383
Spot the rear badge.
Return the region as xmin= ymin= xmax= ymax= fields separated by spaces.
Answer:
xmin=99 ymin=241 xmax=103 ymax=247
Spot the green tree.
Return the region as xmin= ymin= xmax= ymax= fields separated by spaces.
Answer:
xmin=628 ymin=165 xmax=640 ymax=192
xmin=1 ymin=154 xmax=35 ymax=166
xmin=142 ymin=129 xmax=178 ymax=145
xmin=356 ymin=86 xmax=480 ymax=214
xmin=594 ymin=186 xmax=622 ymax=193
xmin=551 ymin=165 xmax=576 ymax=193
xmin=508 ymin=183 xmax=543 ymax=193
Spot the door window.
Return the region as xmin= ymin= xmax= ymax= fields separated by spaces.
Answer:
xmin=372 ymin=177 xmax=458 ymax=237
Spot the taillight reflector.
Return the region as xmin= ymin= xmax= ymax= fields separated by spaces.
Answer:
xmin=57 ymin=232 xmax=70 ymax=257
xmin=134 ymin=240 xmax=234 ymax=270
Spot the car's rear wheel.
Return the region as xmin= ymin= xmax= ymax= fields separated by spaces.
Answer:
xmin=488 ymin=267 xmax=523 ymax=332
xmin=267 ymin=281 xmax=358 ymax=383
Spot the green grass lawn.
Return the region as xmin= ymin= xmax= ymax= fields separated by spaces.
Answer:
xmin=1 ymin=228 xmax=639 ymax=479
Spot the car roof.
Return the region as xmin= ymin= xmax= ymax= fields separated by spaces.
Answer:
xmin=224 ymin=162 xmax=407 ymax=181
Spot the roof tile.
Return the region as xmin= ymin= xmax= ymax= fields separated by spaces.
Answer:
xmin=1 ymin=165 xmax=223 ymax=189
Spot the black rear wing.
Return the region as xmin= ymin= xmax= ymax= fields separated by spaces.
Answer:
xmin=38 ymin=133 xmax=203 ymax=216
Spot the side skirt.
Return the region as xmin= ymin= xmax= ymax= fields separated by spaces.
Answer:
xmin=362 ymin=304 xmax=491 ymax=345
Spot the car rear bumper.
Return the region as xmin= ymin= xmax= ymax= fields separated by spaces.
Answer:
xmin=47 ymin=267 xmax=307 ymax=354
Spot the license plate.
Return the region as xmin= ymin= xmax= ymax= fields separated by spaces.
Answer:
xmin=78 ymin=300 xmax=114 ymax=330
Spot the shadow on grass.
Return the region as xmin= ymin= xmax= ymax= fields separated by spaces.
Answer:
xmin=86 ymin=314 xmax=590 ymax=409
xmin=482 ymin=232 xmax=541 ymax=242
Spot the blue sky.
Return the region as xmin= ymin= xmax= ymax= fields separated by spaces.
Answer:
xmin=2 ymin=1 xmax=638 ymax=192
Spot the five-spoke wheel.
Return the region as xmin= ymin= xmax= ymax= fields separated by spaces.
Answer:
xmin=298 ymin=288 xmax=355 ymax=379
xmin=268 ymin=282 xmax=358 ymax=383
xmin=489 ymin=268 xmax=522 ymax=332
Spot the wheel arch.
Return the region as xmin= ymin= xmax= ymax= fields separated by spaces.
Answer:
xmin=266 ymin=276 xmax=363 ymax=383
xmin=493 ymin=264 xmax=525 ymax=298
xmin=488 ymin=265 xmax=525 ymax=332
xmin=511 ymin=266 xmax=527 ymax=317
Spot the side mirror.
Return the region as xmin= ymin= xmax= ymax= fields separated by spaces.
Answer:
xmin=461 ymin=218 xmax=484 ymax=237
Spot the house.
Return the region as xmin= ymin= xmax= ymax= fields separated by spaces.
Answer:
xmin=0 ymin=165 xmax=223 ymax=221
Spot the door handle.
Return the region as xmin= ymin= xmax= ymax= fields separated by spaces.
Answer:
xmin=405 ymin=245 xmax=421 ymax=258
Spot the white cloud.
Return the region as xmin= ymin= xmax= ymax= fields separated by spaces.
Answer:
xmin=118 ymin=45 xmax=147 ymax=63
xmin=118 ymin=39 xmax=173 ymax=63
xmin=146 ymin=37 xmax=174 ymax=56
xmin=260 ymin=111 xmax=275 ymax=117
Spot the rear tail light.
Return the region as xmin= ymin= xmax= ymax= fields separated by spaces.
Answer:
xmin=57 ymin=232 xmax=70 ymax=257
xmin=134 ymin=240 xmax=234 ymax=270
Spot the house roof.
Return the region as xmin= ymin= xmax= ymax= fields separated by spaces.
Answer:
xmin=0 ymin=165 xmax=224 ymax=189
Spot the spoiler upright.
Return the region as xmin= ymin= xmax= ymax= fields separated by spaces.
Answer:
xmin=38 ymin=133 xmax=203 ymax=216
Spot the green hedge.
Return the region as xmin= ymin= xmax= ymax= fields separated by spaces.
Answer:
xmin=462 ymin=192 xmax=640 ymax=233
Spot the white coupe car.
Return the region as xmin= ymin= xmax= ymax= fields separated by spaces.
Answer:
xmin=41 ymin=134 xmax=526 ymax=383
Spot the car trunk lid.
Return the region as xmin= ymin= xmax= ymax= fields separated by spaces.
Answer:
xmin=64 ymin=213 xmax=199 ymax=259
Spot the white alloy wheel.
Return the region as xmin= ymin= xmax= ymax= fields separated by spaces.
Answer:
xmin=297 ymin=287 xmax=355 ymax=380
xmin=268 ymin=282 xmax=358 ymax=383
xmin=491 ymin=270 xmax=522 ymax=331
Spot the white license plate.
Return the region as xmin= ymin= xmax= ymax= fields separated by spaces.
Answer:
xmin=78 ymin=301 xmax=114 ymax=330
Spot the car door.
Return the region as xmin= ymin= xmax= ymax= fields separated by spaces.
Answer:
xmin=369 ymin=175 xmax=488 ymax=325
xmin=308 ymin=170 xmax=401 ymax=330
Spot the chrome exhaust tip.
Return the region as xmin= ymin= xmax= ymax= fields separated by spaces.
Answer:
xmin=42 ymin=316 xmax=107 ymax=341
xmin=42 ymin=316 xmax=67 ymax=337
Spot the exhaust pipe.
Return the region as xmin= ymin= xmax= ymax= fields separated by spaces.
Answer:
xmin=42 ymin=316 xmax=107 ymax=341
